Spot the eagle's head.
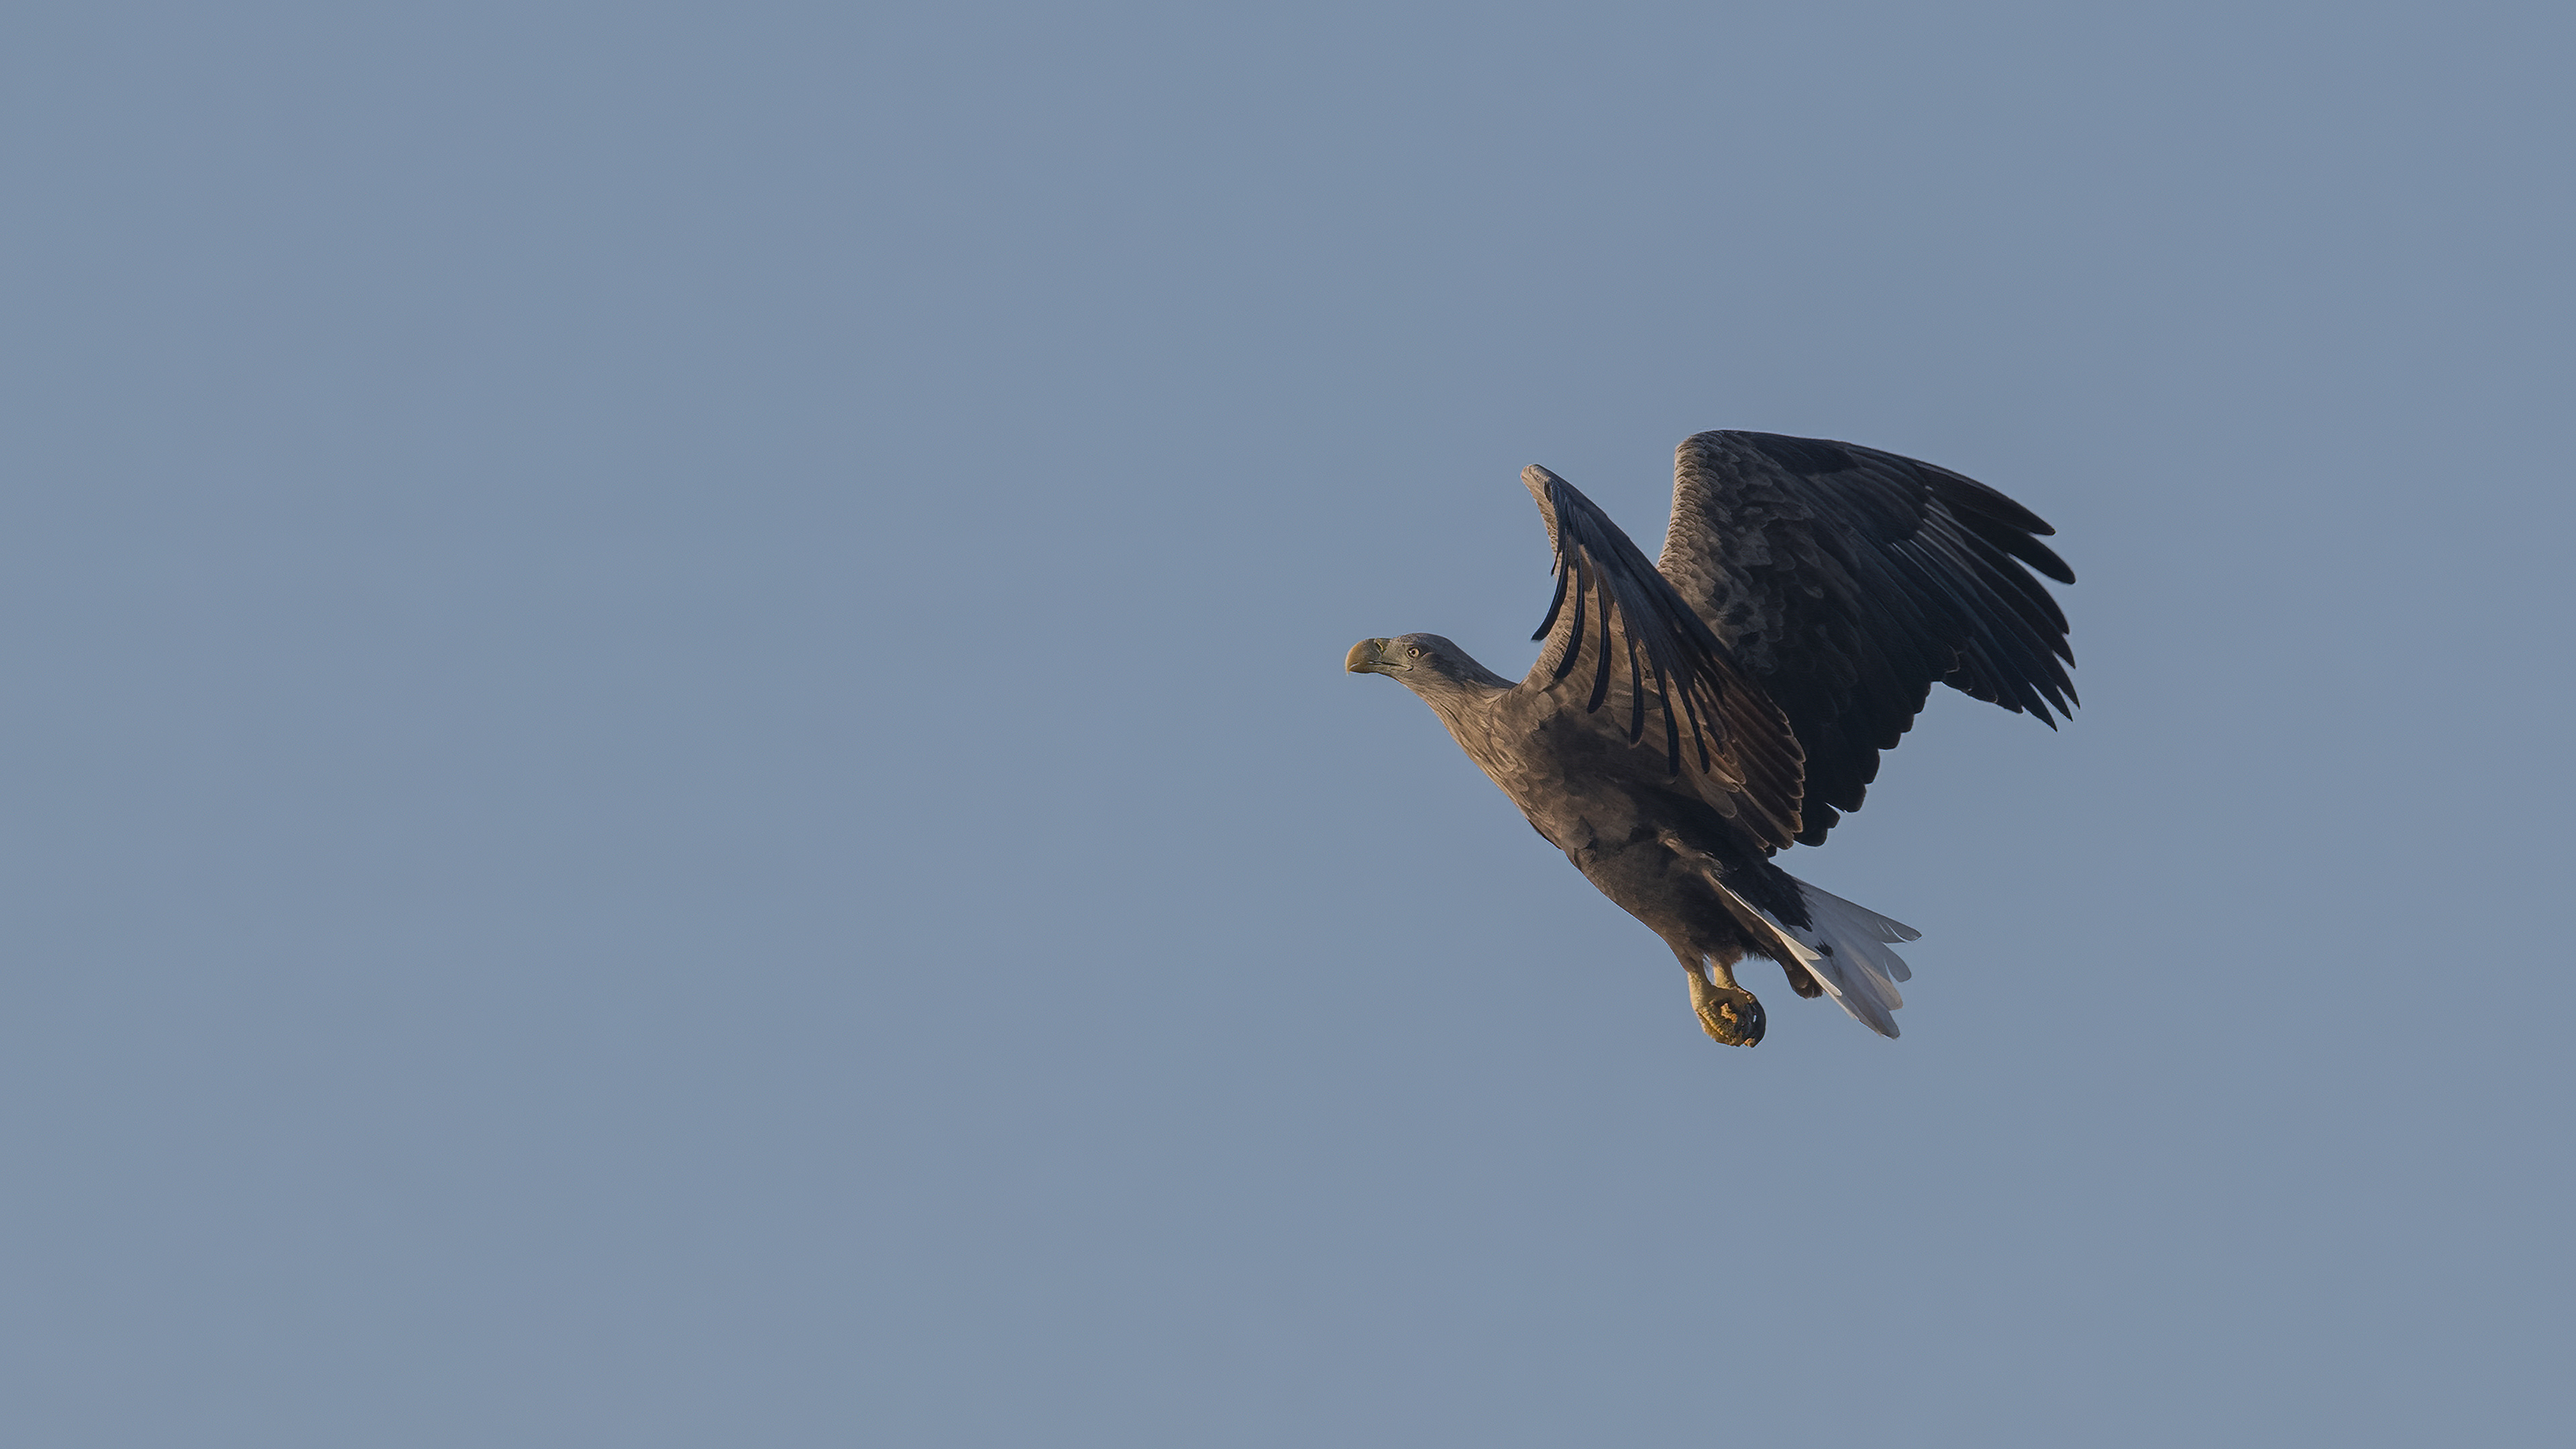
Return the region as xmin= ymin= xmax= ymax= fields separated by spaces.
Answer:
xmin=1344 ymin=634 xmax=1511 ymax=696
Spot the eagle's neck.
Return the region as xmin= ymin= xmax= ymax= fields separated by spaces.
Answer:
xmin=1397 ymin=661 xmax=1515 ymax=761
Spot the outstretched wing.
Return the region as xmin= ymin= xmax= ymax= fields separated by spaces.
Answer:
xmin=1520 ymin=464 xmax=1804 ymax=851
xmin=1658 ymin=431 xmax=2076 ymax=847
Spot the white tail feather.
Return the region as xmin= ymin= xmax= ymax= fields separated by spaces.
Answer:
xmin=1781 ymin=875 xmax=1919 ymax=1038
xmin=1711 ymin=873 xmax=1921 ymax=1039
xmin=1660 ymin=830 xmax=1923 ymax=1040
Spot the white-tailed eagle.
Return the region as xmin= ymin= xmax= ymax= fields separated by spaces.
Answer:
xmin=1346 ymin=431 xmax=2075 ymax=1045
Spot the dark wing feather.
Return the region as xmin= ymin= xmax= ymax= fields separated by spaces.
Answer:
xmin=1658 ymin=431 xmax=2076 ymax=847
xmin=1520 ymin=464 xmax=1805 ymax=851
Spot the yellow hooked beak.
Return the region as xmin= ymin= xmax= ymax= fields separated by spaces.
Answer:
xmin=1345 ymin=638 xmax=1393 ymax=674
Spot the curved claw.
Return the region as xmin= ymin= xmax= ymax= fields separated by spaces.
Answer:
xmin=1693 ymin=982 xmax=1766 ymax=1047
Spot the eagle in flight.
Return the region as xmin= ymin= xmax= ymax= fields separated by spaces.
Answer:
xmin=1346 ymin=431 xmax=2075 ymax=1046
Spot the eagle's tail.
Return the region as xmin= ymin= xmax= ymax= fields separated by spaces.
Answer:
xmin=1715 ymin=873 xmax=1921 ymax=1039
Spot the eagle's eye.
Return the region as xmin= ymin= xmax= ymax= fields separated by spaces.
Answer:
xmin=1407 ymin=645 xmax=1424 ymax=658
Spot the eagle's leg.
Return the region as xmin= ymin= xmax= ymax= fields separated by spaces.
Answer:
xmin=1646 ymin=834 xmax=1770 ymax=1047
xmin=1677 ymin=947 xmax=1765 ymax=1047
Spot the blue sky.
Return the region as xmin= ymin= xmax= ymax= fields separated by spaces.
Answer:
xmin=2 ymin=3 xmax=2569 ymax=1444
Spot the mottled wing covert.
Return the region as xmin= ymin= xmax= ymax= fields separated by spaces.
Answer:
xmin=1657 ymin=431 xmax=2077 ymax=847
xmin=1521 ymin=464 xmax=1804 ymax=851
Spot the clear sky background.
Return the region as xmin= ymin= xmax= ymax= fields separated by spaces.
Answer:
xmin=3 ymin=2 xmax=2569 ymax=1444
